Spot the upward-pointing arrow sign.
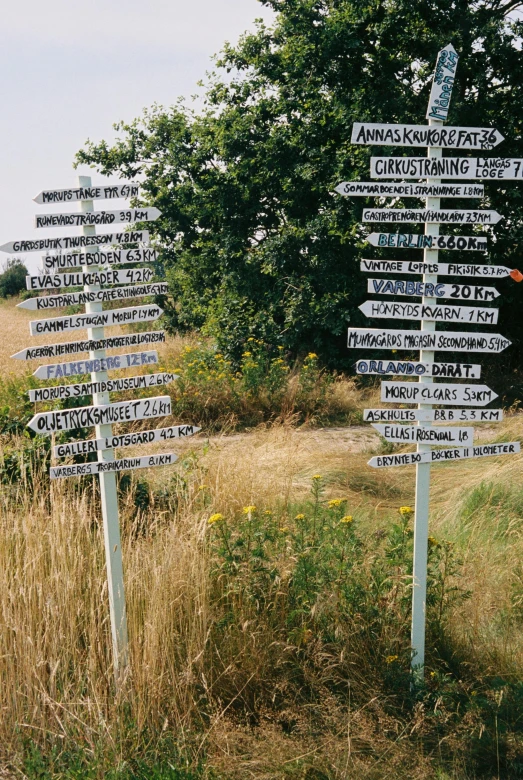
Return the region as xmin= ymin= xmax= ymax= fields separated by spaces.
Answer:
xmin=426 ymin=43 xmax=458 ymax=121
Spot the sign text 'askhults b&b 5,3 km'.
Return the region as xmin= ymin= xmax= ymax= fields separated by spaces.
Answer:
xmin=337 ymin=43 xmax=522 ymax=681
xmin=3 ymin=177 xmax=201 ymax=683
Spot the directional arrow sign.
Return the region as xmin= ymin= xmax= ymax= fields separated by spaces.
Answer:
xmin=350 ymin=124 xmax=502 ymax=150
xmin=11 ymin=331 xmax=165 ymax=361
xmin=29 ymin=372 xmax=178 ymax=402
xmin=361 ymin=259 xmax=511 ymax=279
xmin=380 ymin=381 xmax=497 ymax=406
xmin=54 ymin=424 xmax=200 ymax=458
xmin=43 ymin=248 xmax=157 ymax=270
xmin=371 ymin=157 xmax=523 ymax=180
xmin=336 ymin=182 xmax=484 ymax=198
xmin=29 ymin=305 xmax=163 ymax=336
xmin=0 ymin=230 xmax=150 ymax=255
xmin=368 ymin=442 xmax=519 ymax=469
xmin=426 ymin=43 xmax=458 ymax=121
xmin=359 ymin=300 xmax=498 ymax=325
xmin=362 ymin=208 xmax=502 ymax=225
xmin=367 ymin=278 xmax=499 ymax=302
xmin=33 ymin=351 xmax=159 ymax=380
xmin=355 ymin=360 xmax=481 ymax=379
xmin=34 ymin=183 xmax=139 ymax=205
xmin=363 ymin=408 xmax=503 ymax=423
xmin=366 ymin=232 xmax=487 ymax=251
xmin=347 ymin=328 xmax=511 ymax=353
xmin=35 ymin=207 xmax=161 ymax=229
xmin=26 ymin=268 xmax=154 ymax=290
xmin=18 ymin=283 xmax=168 ymax=310
xmin=50 ymin=453 xmax=178 ymax=480
xmin=372 ymin=423 xmax=474 ymax=446
xmin=28 ymin=395 xmax=171 ymax=435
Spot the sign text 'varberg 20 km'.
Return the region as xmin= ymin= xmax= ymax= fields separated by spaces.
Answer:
xmin=367 ymin=278 xmax=499 ymax=301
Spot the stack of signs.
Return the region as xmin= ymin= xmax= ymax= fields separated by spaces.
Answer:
xmin=5 ymin=181 xmax=200 ymax=479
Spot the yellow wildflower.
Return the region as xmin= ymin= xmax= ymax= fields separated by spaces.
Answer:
xmin=307 ymin=352 xmax=318 ymax=359
xmin=279 ymin=526 xmax=289 ymax=532
xmin=399 ymin=506 xmax=414 ymax=516
xmin=428 ymin=536 xmax=438 ymax=547
xmin=328 ymin=498 xmax=346 ymax=508
xmin=340 ymin=515 xmax=353 ymax=524
xmin=295 ymin=513 xmax=305 ymax=521
xmin=243 ymin=505 xmax=256 ymax=514
xmin=264 ymin=510 xmax=273 ymax=516
xmin=385 ymin=655 xmax=398 ymax=664
xmin=247 ymin=337 xmax=255 ymax=342
xmin=208 ymin=513 xmax=224 ymax=525
xmin=242 ymin=351 xmax=252 ymax=357
xmin=198 ymin=484 xmax=208 ymax=491
xmin=312 ymin=474 xmax=322 ymax=481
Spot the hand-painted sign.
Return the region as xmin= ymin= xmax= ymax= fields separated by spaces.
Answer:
xmin=366 ymin=232 xmax=487 ymax=251
xmin=362 ymin=208 xmax=502 ymax=225
xmin=53 ymin=425 xmax=200 ymax=458
xmin=0 ymin=230 xmax=150 ymax=254
xmin=42 ymin=248 xmax=157 ymax=270
xmin=371 ymin=423 xmax=473 ymax=445
xmin=336 ymin=182 xmax=484 ymax=198
xmin=34 ymin=183 xmax=139 ymax=204
xmin=368 ymin=442 xmax=520 ymax=469
xmin=362 ymin=259 xmax=511 ymax=278
xmin=30 ymin=305 xmax=163 ymax=335
xmin=426 ymin=43 xmax=458 ymax=121
xmin=359 ymin=300 xmax=498 ymax=325
xmin=11 ymin=331 xmax=165 ymax=361
xmin=367 ymin=278 xmax=499 ymax=301
xmin=355 ymin=360 xmax=481 ymax=379
xmin=28 ymin=395 xmax=171 ymax=434
xmin=363 ymin=408 xmax=503 ymax=422
xmin=35 ymin=207 xmax=161 ymax=229
xmin=26 ymin=268 xmax=154 ymax=290
xmin=29 ymin=372 xmax=178 ymax=402
xmin=50 ymin=453 xmax=178 ymax=480
xmin=18 ymin=283 xmax=168 ymax=310
xmin=380 ymin=381 xmax=497 ymax=406
xmin=350 ymin=123 xmax=502 ymax=150
xmin=371 ymin=157 xmax=523 ymax=180
xmin=33 ymin=350 xmax=158 ymax=380
xmin=347 ymin=328 xmax=511 ymax=353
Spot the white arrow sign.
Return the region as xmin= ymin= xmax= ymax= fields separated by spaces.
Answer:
xmin=0 ymin=230 xmax=150 ymax=255
xmin=11 ymin=331 xmax=165 ymax=361
xmin=26 ymin=268 xmax=155 ymax=290
xmin=33 ymin=350 xmax=158 ymax=380
xmin=28 ymin=395 xmax=171 ymax=435
xmin=372 ymin=423 xmax=474 ymax=446
xmin=359 ymin=300 xmax=498 ymax=325
xmin=30 ymin=305 xmax=163 ymax=336
xmin=350 ymin=123 xmax=502 ymax=150
xmin=336 ymin=182 xmax=484 ymax=198
xmin=34 ymin=183 xmax=139 ymax=205
xmin=35 ymin=207 xmax=161 ymax=229
xmin=381 ymin=381 xmax=497 ymax=406
xmin=367 ymin=278 xmax=499 ymax=302
xmin=368 ymin=442 xmax=519 ymax=469
xmin=355 ymin=360 xmax=481 ymax=379
xmin=43 ymin=248 xmax=157 ymax=270
xmin=362 ymin=208 xmax=502 ymax=225
xmin=50 ymin=453 xmax=178 ymax=480
xmin=363 ymin=408 xmax=503 ymax=423
xmin=19 ymin=283 xmax=168 ymax=311
xmin=366 ymin=232 xmax=487 ymax=251
xmin=29 ymin=372 xmax=178 ymax=402
xmin=347 ymin=328 xmax=511 ymax=353
xmin=54 ymin=424 xmax=200 ymax=458
xmin=361 ymin=259 xmax=512 ymax=279
xmin=426 ymin=43 xmax=459 ymax=121
xmin=371 ymin=157 xmax=523 ymax=180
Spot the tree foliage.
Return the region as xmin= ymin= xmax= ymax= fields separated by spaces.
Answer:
xmin=77 ymin=0 xmax=523 ymax=373
xmin=0 ymin=259 xmax=28 ymax=299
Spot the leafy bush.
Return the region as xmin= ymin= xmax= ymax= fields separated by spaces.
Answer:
xmin=0 ymin=259 xmax=28 ymax=298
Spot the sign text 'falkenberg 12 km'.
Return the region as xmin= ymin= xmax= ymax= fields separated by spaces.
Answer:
xmin=33 ymin=350 xmax=159 ymax=380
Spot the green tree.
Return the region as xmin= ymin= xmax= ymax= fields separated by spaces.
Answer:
xmin=0 ymin=259 xmax=28 ymax=298
xmin=76 ymin=0 xmax=523 ymax=375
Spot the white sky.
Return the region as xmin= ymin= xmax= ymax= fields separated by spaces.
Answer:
xmin=1 ymin=0 xmax=275 ymax=273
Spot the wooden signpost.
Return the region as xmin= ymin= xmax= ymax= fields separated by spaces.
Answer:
xmin=54 ymin=425 xmax=201 ymax=458
xmin=34 ymin=207 xmax=161 ymax=229
xmin=29 ymin=305 xmax=163 ymax=335
xmin=347 ymin=328 xmax=511 ymax=352
xmin=363 ymin=408 xmax=504 ymax=423
xmin=27 ymin=268 xmax=155 ymax=289
xmin=0 ymin=230 xmax=150 ymax=254
xmin=366 ymin=232 xmax=488 ymax=251
xmin=362 ymin=208 xmax=502 ymax=225
xmin=355 ymin=360 xmax=481 ymax=378
xmin=358 ymin=300 xmax=498 ymax=324
xmin=366 ymin=278 xmax=499 ymax=301
xmin=371 ymin=156 xmax=523 ymax=180
xmin=11 ymin=331 xmax=166 ymax=361
xmin=18 ymin=283 xmax=169 ymax=310
xmin=350 ymin=123 xmax=503 ymax=149
xmin=42 ymin=248 xmax=157 ymax=270
xmin=336 ymin=182 xmax=485 ymax=198
xmin=371 ymin=423 xmax=474 ymax=445
xmin=368 ymin=442 xmax=520 ymax=469
xmin=361 ymin=259 xmax=512 ymax=278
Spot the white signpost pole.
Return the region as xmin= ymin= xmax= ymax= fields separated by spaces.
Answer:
xmin=77 ymin=175 xmax=129 ymax=683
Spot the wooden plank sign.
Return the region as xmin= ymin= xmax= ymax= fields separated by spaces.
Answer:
xmin=50 ymin=453 xmax=178 ymax=480
xmin=18 ymin=283 xmax=168 ymax=310
xmin=372 ymin=423 xmax=474 ymax=446
xmin=350 ymin=124 xmax=502 ymax=150
xmin=28 ymin=395 xmax=171 ymax=434
xmin=29 ymin=305 xmax=163 ymax=336
xmin=42 ymin=248 xmax=157 ymax=270
xmin=54 ymin=424 xmax=201 ymax=458
xmin=371 ymin=157 xmax=523 ymax=180
xmin=29 ymin=372 xmax=178 ymax=402
xmin=361 ymin=259 xmax=512 ymax=278
xmin=26 ymin=268 xmax=154 ymax=290
xmin=0 ymin=230 xmax=150 ymax=254
xmin=347 ymin=328 xmax=511 ymax=353
xmin=359 ymin=300 xmax=498 ymax=325
xmin=355 ymin=360 xmax=481 ymax=379
xmin=336 ymin=182 xmax=484 ymax=198
xmin=35 ymin=207 xmax=161 ymax=229
xmin=368 ymin=442 xmax=520 ymax=469
xmin=380 ymin=381 xmax=497 ymax=406
xmin=366 ymin=232 xmax=487 ymax=251
xmin=11 ymin=331 xmax=166 ymax=361
xmin=33 ymin=351 xmax=159 ymax=380
xmin=362 ymin=208 xmax=502 ymax=225
xmin=34 ymin=183 xmax=140 ymax=204
xmin=367 ymin=278 xmax=499 ymax=301
xmin=363 ymin=408 xmax=503 ymax=423
xmin=426 ymin=43 xmax=459 ymax=121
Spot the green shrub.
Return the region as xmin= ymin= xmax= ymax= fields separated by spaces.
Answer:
xmin=0 ymin=259 xmax=28 ymax=298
